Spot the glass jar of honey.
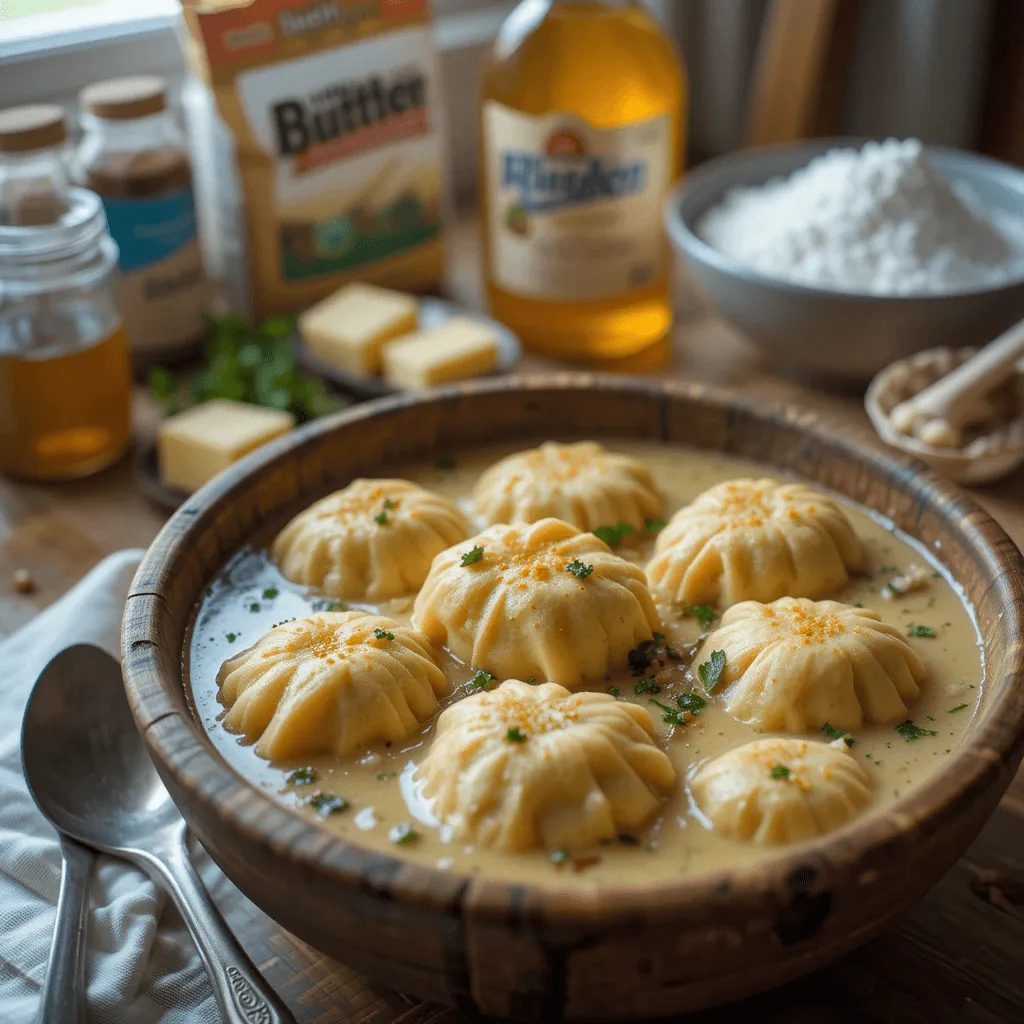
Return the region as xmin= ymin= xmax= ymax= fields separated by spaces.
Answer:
xmin=0 ymin=186 xmax=131 ymax=479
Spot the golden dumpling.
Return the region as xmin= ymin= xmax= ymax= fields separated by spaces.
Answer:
xmin=217 ymin=611 xmax=448 ymax=760
xmin=472 ymin=441 xmax=663 ymax=536
xmin=690 ymin=738 xmax=873 ymax=845
xmin=412 ymin=518 xmax=660 ymax=688
xmin=695 ymin=598 xmax=927 ymax=732
xmin=646 ymin=478 xmax=863 ymax=608
xmin=419 ymin=679 xmax=676 ymax=851
xmin=272 ymin=479 xmax=469 ymax=601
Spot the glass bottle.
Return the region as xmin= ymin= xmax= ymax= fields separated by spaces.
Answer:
xmin=0 ymin=104 xmax=70 ymax=227
xmin=77 ymin=76 xmax=207 ymax=371
xmin=0 ymin=187 xmax=132 ymax=480
xmin=480 ymin=0 xmax=686 ymax=363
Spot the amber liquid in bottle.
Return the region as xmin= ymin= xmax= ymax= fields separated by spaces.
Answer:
xmin=481 ymin=0 xmax=685 ymax=362
xmin=0 ymin=325 xmax=132 ymax=479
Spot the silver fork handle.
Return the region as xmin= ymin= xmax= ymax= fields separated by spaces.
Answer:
xmin=132 ymin=823 xmax=294 ymax=1024
xmin=36 ymin=836 xmax=93 ymax=1024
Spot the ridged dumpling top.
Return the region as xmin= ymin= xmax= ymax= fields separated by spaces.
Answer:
xmin=217 ymin=611 xmax=449 ymax=760
xmin=419 ymin=679 xmax=676 ymax=851
xmin=273 ymin=479 xmax=469 ymax=602
xmin=690 ymin=737 xmax=873 ymax=845
xmin=412 ymin=518 xmax=660 ymax=688
xmin=472 ymin=441 xmax=664 ymax=535
xmin=695 ymin=598 xmax=927 ymax=733
xmin=646 ymin=478 xmax=863 ymax=608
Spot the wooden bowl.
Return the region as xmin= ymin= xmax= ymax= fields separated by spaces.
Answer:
xmin=121 ymin=376 xmax=1024 ymax=1021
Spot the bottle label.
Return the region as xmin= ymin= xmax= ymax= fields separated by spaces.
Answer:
xmin=102 ymin=187 xmax=206 ymax=353
xmin=483 ymin=101 xmax=672 ymax=302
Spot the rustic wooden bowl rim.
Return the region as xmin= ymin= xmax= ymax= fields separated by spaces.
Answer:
xmin=123 ymin=374 xmax=1024 ymax=925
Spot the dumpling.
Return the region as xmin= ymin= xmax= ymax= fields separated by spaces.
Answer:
xmin=412 ymin=518 xmax=660 ymax=688
xmin=695 ymin=598 xmax=927 ymax=732
xmin=690 ymin=738 xmax=873 ymax=845
xmin=419 ymin=679 xmax=676 ymax=851
xmin=472 ymin=441 xmax=664 ymax=537
xmin=272 ymin=479 xmax=469 ymax=601
xmin=217 ymin=611 xmax=449 ymax=760
xmin=646 ymin=478 xmax=863 ymax=608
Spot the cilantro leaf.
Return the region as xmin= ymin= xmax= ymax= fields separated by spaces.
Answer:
xmin=649 ymin=697 xmax=688 ymax=726
xmin=821 ymin=721 xmax=856 ymax=747
xmin=308 ymin=793 xmax=347 ymax=816
xmin=506 ymin=727 xmax=527 ymax=743
xmin=634 ymin=676 xmax=660 ymax=696
xmin=286 ymin=768 xmax=317 ymax=786
xmin=466 ymin=669 xmax=495 ymax=693
xmin=460 ymin=545 xmax=484 ymax=566
xmin=592 ymin=522 xmax=636 ymax=546
xmin=682 ymin=604 xmax=716 ymax=630
xmin=676 ymin=690 xmax=707 ymax=713
xmin=565 ymin=559 xmax=594 ymax=579
xmin=770 ymin=764 xmax=791 ymax=780
xmin=907 ymin=624 xmax=936 ymax=638
xmin=390 ymin=824 xmax=418 ymax=845
xmin=644 ymin=517 xmax=667 ymax=533
xmin=895 ymin=719 xmax=937 ymax=741
xmin=697 ymin=649 xmax=727 ymax=692
xmin=373 ymin=627 xmax=395 ymax=641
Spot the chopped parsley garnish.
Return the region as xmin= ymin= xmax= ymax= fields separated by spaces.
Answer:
xmin=376 ymin=770 xmax=396 ymax=781
xmin=895 ymin=719 xmax=937 ymax=741
xmin=225 ymin=632 xmax=238 ymax=642
xmin=644 ymin=517 xmax=667 ymax=533
xmin=466 ymin=669 xmax=495 ymax=692
xmin=325 ymin=600 xmax=345 ymax=611
xmin=907 ymin=624 xmax=936 ymax=638
xmin=676 ymin=690 xmax=708 ymax=713
xmin=853 ymin=602 xmax=864 ymax=608
xmin=435 ymin=456 xmax=456 ymax=470
xmin=565 ymin=558 xmax=594 ymax=579
xmin=308 ymin=793 xmax=347 ymax=816
xmin=550 ymin=848 xmax=569 ymax=866
xmin=698 ymin=649 xmax=727 ymax=693
xmin=770 ymin=764 xmax=791 ymax=780
xmin=390 ymin=824 xmax=418 ymax=845
xmin=373 ymin=627 xmax=395 ymax=641
xmin=649 ymin=698 xmax=688 ymax=726
xmin=374 ymin=508 xmax=389 ymax=525
xmin=383 ymin=498 xmax=396 ymax=509
xmin=525 ymin=676 xmax=538 ymax=685
xmin=593 ymin=522 xmax=636 ymax=546
xmin=249 ymin=602 xmax=260 ymax=613
xmin=948 ymin=703 xmax=969 ymax=714
xmin=262 ymin=587 xmax=279 ymax=600
xmin=506 ymin=727 xmax=527 ymax=743
xmin=682 ymin=604 xmax=716 ymax=630
xmin=634 ymin=676 xmax=660 ymax=696
xmin=608 ymin=686 xmax=620 ymax=697
xmin=821 ymin=722 xmax=855 ymax=746
xmin=287 ymin=768 xmax=317 ymax=786
xmin=460 ymin=545 xmax=484 ymax=566
xmin=628 ymin=633 xmax=679 ymax=671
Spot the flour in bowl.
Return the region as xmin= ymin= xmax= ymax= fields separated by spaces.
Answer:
xmin=697 ymin=139 xmax=1024 ymax=295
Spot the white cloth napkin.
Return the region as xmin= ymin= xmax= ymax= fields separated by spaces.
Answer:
xmin=0 ymin=551 xmax=219 ymax=1023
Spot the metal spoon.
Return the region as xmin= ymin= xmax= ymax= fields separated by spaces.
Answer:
xmin=19 ymin=643 xmax=294 ymax=1024
xmin=22 ymin=650 xmax=94 ymax=1024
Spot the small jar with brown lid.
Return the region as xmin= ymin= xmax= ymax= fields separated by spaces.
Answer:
xmin=77 ymin=76 xmax=207 ymax=370
xmin=0 ymin=105 xmax=70 ymax=227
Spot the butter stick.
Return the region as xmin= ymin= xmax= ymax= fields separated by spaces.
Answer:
xmin=382 ymin=316 xmax=500 ymax=389
xmin=158 ymin=399 xmax=294 ymax=494
xmin=299 ymin=282 xmax=418 ymax=375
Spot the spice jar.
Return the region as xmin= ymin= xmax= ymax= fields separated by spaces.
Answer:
xmin=0 ymin=187 xmax=132 ymax=480
xmin=77 ymin=76 xmax=206 ymax=370
xmin=0 ymin=104 xmax=70 ymax=227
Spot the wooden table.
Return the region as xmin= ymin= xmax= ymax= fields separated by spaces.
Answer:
xmin=4 ymin=224 xmax=1024 ymax=1022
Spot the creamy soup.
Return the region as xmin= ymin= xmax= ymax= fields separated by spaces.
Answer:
xmin=187 ymin=443 xmax=983 ymax=885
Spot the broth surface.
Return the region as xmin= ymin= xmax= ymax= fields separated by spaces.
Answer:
xmin=188 ymin=443 xmax=983 ymax=885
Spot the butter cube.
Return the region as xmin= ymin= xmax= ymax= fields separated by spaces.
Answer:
xmin=299 ymin=282 xmax=418 ymax=375
xmin=382 ymin=317 xmax=500 ymax=389
xmin=158 ymin=399 xmax=295 ymax=494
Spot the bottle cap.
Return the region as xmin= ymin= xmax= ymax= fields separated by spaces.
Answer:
xmin=0 ymin=105 xmax=67 ymax=154
xmin=81 ymin=76 xmax=168 ymax=120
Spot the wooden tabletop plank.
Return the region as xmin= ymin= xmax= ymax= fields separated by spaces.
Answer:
xmin=3 ymin=220 xmax=1024 ymax=1021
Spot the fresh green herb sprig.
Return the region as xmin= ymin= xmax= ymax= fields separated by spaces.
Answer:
xmin=644 ymin=518 xmax=667 ymax=534
xmin=287 ymin=768 xmax=318 ymax=786
xmin=308 ymin=793 xmax=347 ymax=816
xmin=895 ymin=719 xmax=937 ymax=741
xmin=565 ymin=558 xmax=594 ymax=579
xmin=907 ymin=624 xmax=936 ymax=638
xmin=770 ymin=764 xmax=791 ymax=780
xmin=948 ymin=703 xmax=969 ymax=714
xmin=697 ymin=650 xmax=727 ymax=692
xmin=390 ymin=824 xmax=418 ymax=845
xmin=821 ymin=722 xmax=856 ymax=747
xmin=461 ymin=546 xmax=484 ymax=567
xmin=373 ymin=627 xmax=395 ymax=641
xmin=466 ymin=669 xmax=495 ymax=693
xmin=149 ymin=313 xmax=344 ymax=423
xmin=682 ymin=604 xmax=716 ymax=631
xmin=593 ymin=522 xmax=635 ymax=546
xmin=634 ymin=676 xmax=660 ymax=696
xmin=506 ymin=727 xmax=527 ymax=743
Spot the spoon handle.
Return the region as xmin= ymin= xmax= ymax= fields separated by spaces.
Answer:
xmin=36 ymin=837 xmax=93 ymax=1024
xmin=136 ymin=824 xmax=294 ymax=1024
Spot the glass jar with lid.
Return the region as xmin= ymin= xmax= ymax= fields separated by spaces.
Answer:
xmin=0 ymin=187 xmax=132 ymax=479
xmin=0 ymin=104 xmax=70 ymax=227
xmin=77 ymin=76 xmax=207 ymax=370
